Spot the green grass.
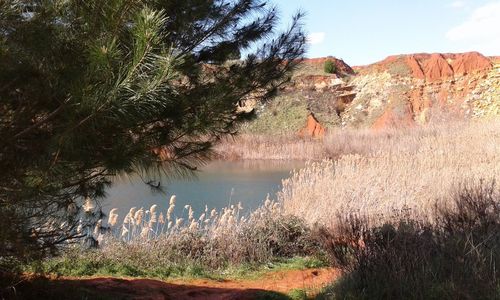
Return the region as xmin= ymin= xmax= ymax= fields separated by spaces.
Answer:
xmin=220 ymin=256 xmax=328 ymax=281
xmin=241 ymin=94 xmax=309 ymax=135
xmin=253 ymin=288 xmax=312 ymax=300
xmin=25 ymin=255 xmax=327 ymax=282
xmin=26 ymin=257 xmax=215 ymax=280
xmin=288 ymin=288 xmax=309 ymax=300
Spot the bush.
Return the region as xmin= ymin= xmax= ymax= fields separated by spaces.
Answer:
xmin=317 ymin=181 xmax=500 ymax=299
xmin=324 ymin=60 xmax=337 ymax=74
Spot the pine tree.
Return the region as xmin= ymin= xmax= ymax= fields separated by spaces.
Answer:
xmin=0 ymin=0 xmax=305 ymax=264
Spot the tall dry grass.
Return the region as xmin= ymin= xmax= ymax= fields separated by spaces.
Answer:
xmin=215 ymin=134 xmax=327 ymax=160
xmin=278 ymin=120 xmax=500 ymax=224
xmin=216 ymin=121 xmax=497 ymax=161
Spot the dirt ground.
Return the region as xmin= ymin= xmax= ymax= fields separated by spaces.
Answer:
xmin=51 ymin=267 xmax=339 ymax=299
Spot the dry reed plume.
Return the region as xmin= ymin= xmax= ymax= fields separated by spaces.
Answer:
xmin=65 ymin=195 xmax=316 ymax=272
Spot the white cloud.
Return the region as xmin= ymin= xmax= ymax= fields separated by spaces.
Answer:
xmin=446 ymin=1 xmax=500 ymax=54
xmin=306 ymin=32 xmax=325 ymax=45
xmin=450 ymin=1 xmax=467 ymax=9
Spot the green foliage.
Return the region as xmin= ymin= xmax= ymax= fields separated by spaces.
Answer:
xmin=0 ymin=0 xmax=306 ymax=267
xmin=287 ymin=289 xmax=308 ymax=300
xmin=323 ymin=60 xmax=337 ymax=74
xmin=241 ymin=94 xmax=309 ymax=134
xmin=25 ymin=251 xmax=212 ymax=280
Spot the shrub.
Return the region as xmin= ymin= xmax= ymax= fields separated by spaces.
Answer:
xmin=324 ymin=60 xmax=337 ymax=74
xmin=316 ymin=180 xmax=500 ymax=299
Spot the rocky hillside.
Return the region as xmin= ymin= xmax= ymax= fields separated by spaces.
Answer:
xmin=241 ymin=52 xmax=500 ymax=136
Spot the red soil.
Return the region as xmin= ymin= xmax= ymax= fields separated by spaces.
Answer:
xmin=58 ymin=268 xmax=339 ymax=300
xmin=372 ymin=105 xmax=415 ymax=130
xmin=298 ymin=114 xmax=326 ymax=138
xmin=451 ymin=52 xmax=493 ymax=76
xmin=405 ymin=55 xmax=425 ymax=79
xmin=360 ymin=52 xmax=492 ymax=81
xmin=423 ymin=53 xmax=455 ymax=82
xmin=350 ymin=51 xmax=494 ymax=128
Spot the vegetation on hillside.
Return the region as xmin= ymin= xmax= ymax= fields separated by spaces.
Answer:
xmin=323 ymin=60 xmax=337 ymax=74
xmin=239 ymin=94 xmax=310 ymax=135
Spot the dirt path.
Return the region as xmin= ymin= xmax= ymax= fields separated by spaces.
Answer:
xmin=64 ymin=267 xmax=339 ymax=299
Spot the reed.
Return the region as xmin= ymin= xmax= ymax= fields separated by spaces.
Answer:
xmin=215 ymin=134 xmax=327 ymax=160
xmin=278 ymin=120 xmax=500 ymax=223
xmin=45 ymin=195 xmax=318 ymax=277
xmin=216 ymin=120 xmax=499 ymax=161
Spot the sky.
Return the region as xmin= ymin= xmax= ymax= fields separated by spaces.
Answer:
xmin=273 ymin=0 xmax=500 ymax=65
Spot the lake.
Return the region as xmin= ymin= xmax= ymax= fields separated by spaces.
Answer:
xmin=103 ymin=160 xmax=304 ymax=220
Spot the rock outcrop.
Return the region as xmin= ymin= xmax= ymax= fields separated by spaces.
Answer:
xmin=298 ymin=113 xmax=326 ymax=138
xmin=290 ymin=75 xmax=344 ymax=91
xmin=342 ymin=52 xmax=498 ymax=128
xmin=360 ymin=52 xmax=492 ymax=81
xmin=249 ymin=52 xmax=499 ymax=134
xmin=452 ymin=52 xmax=493 ymax=76
xmin=423 ymin=53 xmax=455 ymax=82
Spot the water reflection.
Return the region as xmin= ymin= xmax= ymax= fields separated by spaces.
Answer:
xmin=103 ymin=160 xmax=304 ymax=219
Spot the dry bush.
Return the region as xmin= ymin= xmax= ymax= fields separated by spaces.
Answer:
xmin=279 ymin=121 xmax=500 ymax=223
xmin=316 ymin=181 xmax=500 ymax=300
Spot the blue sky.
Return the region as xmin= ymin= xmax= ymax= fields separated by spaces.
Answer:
xmin=273 ymin=0 xmax=500 ymax=65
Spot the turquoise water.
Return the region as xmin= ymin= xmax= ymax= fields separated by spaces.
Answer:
xmin=103 ymin=160 xmax=304 ymax=219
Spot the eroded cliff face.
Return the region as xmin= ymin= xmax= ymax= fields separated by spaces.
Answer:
xmin=285 ymin=52 xmax=500 ymax=135
xmin=298 ymin=113 xmax=326 ymax=138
